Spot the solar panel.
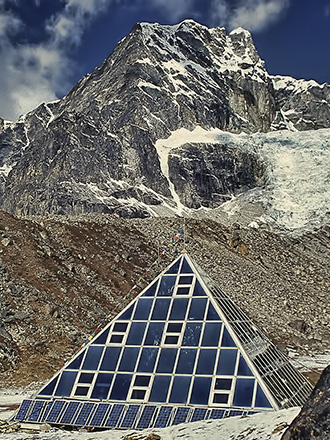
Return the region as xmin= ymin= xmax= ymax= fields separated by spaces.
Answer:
xmin=153 ymin=406 xmax=172 ymax=428
xmin=136 ymin=406 xmax=157 ymax=429
xmin=73 ymin=402 xmax=96 ymax=426
xmin=120 ymin=405 xmax=140 ymax=428
xmin=228 ymin=410 xmax=244 ymax=417
xmin=27 ymin=400 xmax=47 ymax=422
xmin=59 ymin=401 xmax=82 ymax=425
xmin=89 ymin=403 xmax=111 ymax=427
xmin=104 ymin=404 xmax=125 ymax=428
xmin=39 ymin=401 xmax=53 ymax=422
xmin=15 ymin=400 xmax=32 ymax=421
xmin=45 ymin=400 xmax=67 ymax=423
xmin=210 ymin=409 xmax=226 ymax=419
xmin=190 ymin=407 xmax=208 ymax=422
xmin=172 ymin=407 xmax=190 ymax=425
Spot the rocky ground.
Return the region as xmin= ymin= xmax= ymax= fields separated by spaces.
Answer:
xmin=0 ymin=210 xmax=329 ymax=388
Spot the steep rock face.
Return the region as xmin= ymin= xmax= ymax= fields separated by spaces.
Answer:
xmin=0 ymin=20 xmax=329 ymax=217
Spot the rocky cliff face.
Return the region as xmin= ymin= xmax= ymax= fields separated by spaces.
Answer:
xmin=0 ymin=20 xmax=329 ymax=218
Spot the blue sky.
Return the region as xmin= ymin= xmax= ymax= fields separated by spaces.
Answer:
xmin=1 ymin=0 xmax=330 ymax=120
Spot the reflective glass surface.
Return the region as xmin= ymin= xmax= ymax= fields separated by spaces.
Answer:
xmin=149 ymin=376 xmax=171 ymax=402
xmin=182 ymin=322 xmax=202 ymax=346
xmin=255 ymin=384 xmax=272 ymax=408
xmin=176 ymin=349 xmax=197 ymax=374
xmin=169 ymin=376 xmax=191 ymax=403
xmin=82 ymin=346 xmax=104 ymax=370
xmin=145 ymin=322 xmax=164 ymax=345
xmin=237 ymin=355 xmax=253 ymax=376
xmin=67 ymin=352 xmax=84 ymax=370
xmin=38 ymin=377 xmax=58 ymax=396
xmin=169 ymin=298 xmax=189 ymax=320
xmin=100 ymin=347 xmax=121 ymax=371
xmin=156 ymin=348 xmax=177 ymax=373
xmin=126 ymin=322 xmax=147 ymax=345
xmin=216 ymin=349 xmax=238 ymax=375
xmin=202 ymin=323 xmax=222 ymax=346
xmin=117 ymin=304 xmax=134 ymax=320
xmin=118 ymin=347 xmax=140 ymax=372
xmin=221 ymin=328 xmax=236 ymax=347
xmin=158 ymin=276 xmax=176 ymax=296
xmin=233 ymin=378 xmax=255 ymax=407
xmin=137 ymin=347 xmax=158 ymax=372
xmin=78 ymin=372 xmax=94 ymax=383
xmin=142 ymin=280 xmax=158 ymax=297
xmin=180 ymin=258 xmax=193 ymax=273
xmin=193 ymin=280 xmax=206 ymax=296
xmin=188 ymin=298 xmax=207 ymax=320
xmin=91 ymin=373 xmax=113 ymax=399
xmin=190 ymin=376 xmax=212 ymax=404
xmin=206 ymin=302 xmax=221 ymax=320
xmin=93 ymin=328 xmax=109 ymax=345
xmin=133 ymin=298 xmax=153 ymax=320
xmin=109 ymin=374 xmax=132 ymax=400
xmin=151 ymin=298 xmax=170 ymax=320
xmin=55 ymin=371 xmax=77 ymax=397
xmin=196 ymin=349 xmax=217 ymax=375
xmin=165 ymin=259 xmax=181 ymax=274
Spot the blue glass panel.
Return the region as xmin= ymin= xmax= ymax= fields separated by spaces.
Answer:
xmin=179 ymin=275 xmax=193 ymax=285
xmin=118 ymin=347 xmax=140 ymax=372
xmin=156 ymin=348 xmax=177 ymax=373
xmin=126 ymin=322 xmax=147 ymax=345
xmin=151 ymin=298 xmax=170 ymax=320
xmin=172 ymin=407 xmax=190 ymax=425
xmin=237 ymin=355 xmax=253 ymax=376
xmin=75 ymin=386 xmax=89 ymax=396
xmin=157 ymin=276 xmax=176 ymax=296
xmin=149 ymin=376 xmax=171 ymax=402
xmin=109 ymin=374 xmax=132 ymax=400
xmin=206 ymin=302 xmax=221 ymax=320
xmin=104 ymin=404 xmax=124 ymax=427
xmin=196 ymin=349 xmax=217 ymax=374
xmin=191 ymin=408 xmax=208 ymax=422
xmin=27 ymin=400 xmax=45 ymax=422
xmin=202 ymin=323 xmax=222 ymax=347
xmin=141 ymin=280 xmax=159 ymax=297
xmin=136 ymin=406 xmax=157 ymax=429
xmin=38 ymin=376 xmax=58 ymax=396
xmin=137 ymin=347 xmax=158 ymax=372
xmin=233 ymin=378 xmax=255 ymax=407
xmin=166 ymin=258 xmax=181 ymax=274
xmin=54 ymin=371 xmax=77 ymax=397
xmin=78 ymin=372 xmax=94 ymax=383
xmin=180 ymin=258 xmax=193 ymax=273
xmin=182 ymin=322 xmax=202 ymax=346
xmin=46 ymin=400 xmax=66 ymax=423
xmin=120 ymin=405 xmax=139 ymax=428
xmin=93 ymin=328 xmax=109 ymax=345
xmin=117 ymin=304 xmax=134 ymax=320
xmin=215 ymin=378 xmax=232 ymax=390
xmin=133 ymin=298 xmax=153 ymax=320
xmin=176 ymin=349 xmax=197 ymax=374
xmin=190 ymin=376 xmax=212 ymax=405
xmin=59 ymin=401 xmax=81 ymax=424
xmin=176 ymin=286 xmax=190 ymax=295
xmin=169 ymin=376 xmax=191 ymax=403
xmin=145 ymin=322 xmax=164 ymax=345
xmin=187 ymin=298 xmax=207 ymax=320
xmin=67 ymin=352 xmax=84 ymax=370
xmin=169 ymin=298 xmax=189 ymax=320
xmin=89 ymin=403 xmax=110 ymax=426
xmin=193 ymin=280 xmax=206 ymax=296
xmin=100 ymin=347 xmax=121 ymax=371
xmin=216 ymin=349 xmax=238 ymax=375
xmin=213 ymin=393 xmax=229 ymax=404
xmin=74 ymin=402 xmax=96 ymax=425
xmin=221 ymin=328 xmax=236 ymax=347
xmin=153 ymin=406 xmax=172 ymax=428
xmin=81 ymin=346 xmax=104 ymax=370
xmin=91 ymin=373 xmax=113 ymax=399
xmin=255 ymin=384 xmax=272 ymax=408
xmin=113 ymin=322 xmax=128 ymax=332
xmin=15 ymin=400 xmax=32 ymax=421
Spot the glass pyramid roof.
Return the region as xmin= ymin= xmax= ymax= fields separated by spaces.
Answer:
xmin=13 ymin=253 xmax=313 ymax=429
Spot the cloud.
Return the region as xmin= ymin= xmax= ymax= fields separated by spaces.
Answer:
xmin=210 ymin=0 xmax=290 ymax=32
xmin=146 ymin=0 xmax=195 ymax=22
xmin=0 ymin=0 xmax=113 ymax=121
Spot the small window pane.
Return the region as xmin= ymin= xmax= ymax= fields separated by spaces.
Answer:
xmin=196 ymin=349 xmax=217 ymax=375
xmin=118 ymin=347 xmax=140 ymax=372
xmin=176 ymin=349 xmax=197 ymax=374
xmin=215 ymin=378 xmax=232 ymax=390
xmin=182 ymin=322 xmax=202 ymax=346
xmin=165 ymin=335 xmax=179 ymax=344
xmin=82 ymin=346 xmax=104 ymax=370
xmin=91 ymin=373 xmax=113 ymax=399
xmin=169 ymin=298 xmax=189 ymax=320
xmin=133 ymin=298 xmax=153 ymax=320
xmin=142 ymin=280 xmax=158 ymax=297
xmin=237 ymin=355 xmax=253 ymax=376
xmin=131 ymin=389 xmax=146 ymax=399
xmin=55 ymin=371 xmax=77 ymax=397
xmin=221 ymin=328 xmax=236 ymax=347
xmin=167 ymin=322 xmax=182 ymax=332
xmin=126 ymin=322 xmax=147 ymax=345
xmin=75 ymin=386 xmax=89 ymax=396
xmin=78 ymin=373 xmax=94 ymax=384
xmin=202 ymin=323 xmax=222 ymax=347
xmin=149 ymin=376 xmax=171 ymax=402
xmin=179 ymin=275 xmax=193 ymax=285
xmin=213 ymin=393 xmax=229 ymax=404
xmin=134 ymin=375 xmax=150 ymax=386
xmin=206 ymin=302 xmax=221 ymax=320
xmin=137 ymin=348 xmax=158 ymax=373
xmin=145 ymin=323 xmax=164 ymax=345
xmin=109 ymin=374 xmax=132 ymax=401
xmin=233 ymin=378 xmax=255 ymax=407
xmin=151 ymin=299 xmax=170 ymax=320
xmin=188 ymin=298 xmax=207 ymax=320
xmin=190 ymin=376 xmax=212 ymax=405
xmin=180 ymin=258 xmax=193 ymax=273
xmin=99 ymin=347 xmax=121 ymax=371
xmin=114 ymin=323 xmax=128 ymax=332
xmin=169 ymin=376 xmax=191 ymax=403
xmin=176 ymin=287 xmax=190 ymax=295
xmin=216 ymin=349 xmax=238 ymax=375
xmin=110 ymin=334 xmax=123 ymax=343
xmin=158 ymin=276 xmax=176 ymax=296
xmin=156 ymin=348 xmax=177 ymax=373
xmin=193 ymin=280 xmax=206 ymax=296
xmin=117 ymin=304 xmax=134 ymax=320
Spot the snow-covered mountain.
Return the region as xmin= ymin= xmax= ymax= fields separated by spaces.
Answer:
xmin=0 ymin=20 xmax=329 ymax=233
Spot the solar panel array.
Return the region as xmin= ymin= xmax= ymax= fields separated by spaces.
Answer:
xmin=14 ymin=399 xmax=255 ymax=429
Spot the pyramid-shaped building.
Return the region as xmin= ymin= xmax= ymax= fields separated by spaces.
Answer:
xmin=13 ymin=253 xmax=313 ymax=429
